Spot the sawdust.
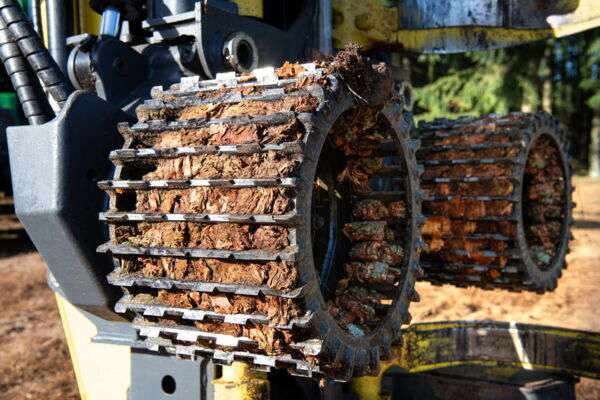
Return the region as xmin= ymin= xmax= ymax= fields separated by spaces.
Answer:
xmin=143 ymin=152 xmax=301 ymax=180
xmin=423 ymin=178 xmax=514 ymax=197
xmin=193 ymin=320 xmax=296 ymax=354
xmin=149 ymin=119 xmax=303 ymax=148
xmin=344 ymin=262 xmax=401 ymax=285
xmin=135 ymin=187 xmax=294 ymax=215
xmin=337 ymin=157 xmax=383 ymax=193
xmin=116 ymin=222 xmax=289 ymax=251
xmin=349 ymin=241 xmax=403 ymax=265
xmin=137 ymin=95 xmax=319 ymax=122
xmin=424 ymin=197 xmax=513 ymax=218
xmin=422 ymin=164 xmax=514 ymax=179
xmin=119 ymin=256 xmax=298 ymax=290
xmin=275 ymin=62 xmax=306 ymax=79
xmin=427 ymin=133 xmax=516 ymax=146
xmin=178 ymin=96 xmax=318 ymax=121
xmin=325 ymin=43 xmax=395 ymax=106
xmin=154 ymin=290 xmax=301 ymax=326
xmin=343 ymin=221 xmax=389 ymax=242
xmin=352 ymin=199 xmax=390 ymax=220
xmin=420 ymin=147 xmax=520 ymax=160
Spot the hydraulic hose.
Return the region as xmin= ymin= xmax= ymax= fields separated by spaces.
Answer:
xmin=0 ymin=17 xmax=51 ymax=124
xmin=0 ymin=0 xmax=73 ymax=108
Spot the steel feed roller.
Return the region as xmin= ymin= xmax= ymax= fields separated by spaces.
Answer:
xmin=97 ymin=52 xmax=425 ymax=381
xmin=414 ymin=112 xmax=574 ymax=293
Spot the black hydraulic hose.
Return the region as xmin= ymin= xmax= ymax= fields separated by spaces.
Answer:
xmin=0 ymin=0 xmax=74 ymax=108
xmin=0 ymin=17 xmax=52 ymax=124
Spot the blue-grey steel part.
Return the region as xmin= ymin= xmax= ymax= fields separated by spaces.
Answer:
xmin=7 ymin=90 xmax=134 ymax=320
xmin=99 ymin=6 xmax=122 ymax=37
xmin=131 ymin=350 xmax=215 ymax=400
xmin=397 ymin=0 xmax=580 ymax=30
xmin=194 ymin=0 xmax=316 ymax=78
xmin=46 ymin=270 xmax=141 ymax=346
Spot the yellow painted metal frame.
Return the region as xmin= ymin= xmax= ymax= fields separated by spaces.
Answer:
xmin=332 ymin=0 xmax=600 ymax=53
xmin=213 ymin=363 xmax=270 ymax=400
xmin=231 ymin=0 xmax=263 ymax=19
xmin=73 ymin=0 xmax=101 ymax=35
xmin=57 ymin=291 xmax=600 ymax=400
xmin=350 ymin=321 xmax=600 ymax=400
xmin=37 ymin=0 xmax=100 ymax=43
xmin=55 ymin=294 xmax=131 ymax=400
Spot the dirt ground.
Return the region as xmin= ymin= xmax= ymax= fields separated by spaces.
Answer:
xmin=0 ymin=178 xmax=599 ymax=399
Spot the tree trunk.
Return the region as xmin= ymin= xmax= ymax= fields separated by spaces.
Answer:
xmin=521 ymin=104 xmax=534 ymax=113
xmin=588 ymin=113 xmax=600 ymax=177
xmin=542 ymin=78 xmax=552 ymax=113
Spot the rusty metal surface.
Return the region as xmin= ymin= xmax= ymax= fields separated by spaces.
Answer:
xmin=394 ymin=320 xmax=600 ymax=380
xmin=379 ymin=367 xmax=577 ymax=400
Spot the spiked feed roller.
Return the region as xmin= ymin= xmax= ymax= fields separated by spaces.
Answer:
xmin=415 ymin=112 xmax=573 ymax=293
xmin=98 ymin=50 xmax=423 ymax=380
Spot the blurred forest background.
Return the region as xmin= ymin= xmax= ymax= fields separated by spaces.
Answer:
xmin=400 ymin=29 xmax=600 ymax=176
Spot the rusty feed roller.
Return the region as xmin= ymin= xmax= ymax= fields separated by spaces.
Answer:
xmin=98 ymin=52 xmax=423 ymax=380
xmin=414 ymin=112 xmax=573 ymax=293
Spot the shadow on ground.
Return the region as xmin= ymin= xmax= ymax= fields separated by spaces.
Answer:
xmin=0 ymin=228 xmax=34 ymax=257
xmin=574 ymin=219 xmax=600 ymax=230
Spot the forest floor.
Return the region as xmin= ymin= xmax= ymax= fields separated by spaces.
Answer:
xmin=0 ymin=177 xmax=599 ymax=399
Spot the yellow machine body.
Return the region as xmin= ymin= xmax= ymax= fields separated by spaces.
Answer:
xmin=333 ymin=0 xmax=600 ymax=53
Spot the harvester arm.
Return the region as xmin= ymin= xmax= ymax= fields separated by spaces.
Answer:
xmin=333 ymin=0 xmax=600 ymax=53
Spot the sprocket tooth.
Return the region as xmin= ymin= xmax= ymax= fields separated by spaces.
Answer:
xmin=409 ymin=288 xmax=421 ymax=302
xmin=379 ymin=333 xmax=393 ymax=360
xmin=367 ymin=346 xmax=381 ymax=374
xmin=353 ymin=348 xmax=368 ymax=377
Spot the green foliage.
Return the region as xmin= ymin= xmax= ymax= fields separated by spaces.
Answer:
xmin=580 ymin=37 xmax=600 ymax=109
xmin=408 ymin=29 xmax=600 ymax=170
xmin=414 ymin=63 xmax=509 ymax=121
xmin=412 ymin=46 xmax=543 ymax=122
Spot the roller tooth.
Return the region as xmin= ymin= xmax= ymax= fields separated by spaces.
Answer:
xmin=411 ymin=261 xmax=424 ymax=277
xmin=353 ymin=349 xmax=368 ymax=377
xmin=416 ymin=238 xmax=428 ymax=252
xmin=408 ymin=288 xmax=420 ymax=302
xmin=412 ymin=164 xmax=424 ymax=179
xmin=408 ymin=138 xmax=421 ymax=152
xmin=379 ymin=334 xmax=392 ymax=360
